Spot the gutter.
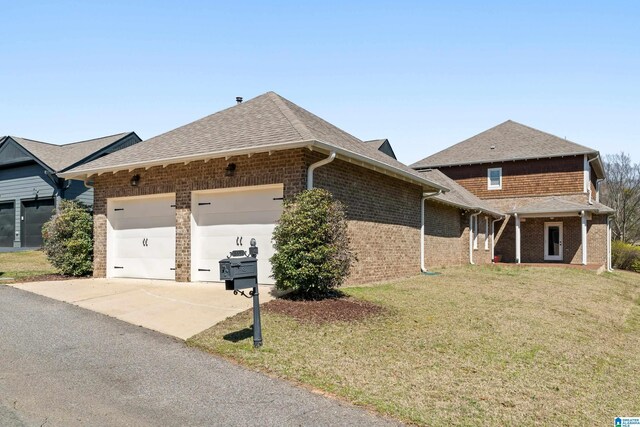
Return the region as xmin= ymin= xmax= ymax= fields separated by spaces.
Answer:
xmin=59 ymin=139 xmax=449 ymax=193
xmin=469 ymin=211 xmax=481 ymax=264
xmin=420 ymin=190 xmax=443 ymax=273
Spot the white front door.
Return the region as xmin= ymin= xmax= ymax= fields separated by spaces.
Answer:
xmin=191 ymin=184 xmax=283 ymax=284
xmin=544 ymin=222 xmax=563 ymax=261
xmin=107 ymin=194 xmax=176 ymax=280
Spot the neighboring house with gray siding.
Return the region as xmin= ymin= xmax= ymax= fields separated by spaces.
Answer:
xmin=0 ymin=132 xmax=141 ymax=248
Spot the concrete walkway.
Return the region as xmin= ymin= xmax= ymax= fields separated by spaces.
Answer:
xmin=0 ymin=286 xmax=397 ymax=426
xmin=10 ymin=278 xmax=278 ymax=339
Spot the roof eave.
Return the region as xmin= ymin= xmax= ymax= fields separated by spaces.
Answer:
xmin=59 ymin=139 xmax=450 ymax=193
xmin=413 ymin=151 xmax=599 ymax=170
xmin=432 ymin=197 xmax=504 ymax=217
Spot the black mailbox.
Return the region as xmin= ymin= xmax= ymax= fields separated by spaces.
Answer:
xmin=219 ymin=239 xmax=263 ymax=347
xmin=219 ymin=255 xmax=258 ymax=291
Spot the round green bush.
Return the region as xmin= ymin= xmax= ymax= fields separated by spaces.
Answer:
xmin=42 ymin=200 xmax=93 ymax=276
xmin=270 ymin=188 xmax=355 ymax=298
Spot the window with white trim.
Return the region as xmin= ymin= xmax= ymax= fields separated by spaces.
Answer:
xmin=484 ymin=216 xmax=489 ymax=250
xmin=487 ymin=167 xmax=502 ymax=190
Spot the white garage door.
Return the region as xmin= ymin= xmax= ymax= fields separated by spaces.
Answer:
xmin=191 ymin=184 xmax=283 ymax=284
xmin=107 ymin=194 xmax=176 ymax=280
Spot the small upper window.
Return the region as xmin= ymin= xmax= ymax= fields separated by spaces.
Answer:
xmin=487 ymin=167 xmax=502 ymax=190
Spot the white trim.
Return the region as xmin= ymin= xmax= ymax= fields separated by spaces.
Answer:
xmin=484 ymin=216 xmax=489 ymax=250
xmin=583 ymin=154 xmax=589 ymax=193
xmin=473 ymin=215 xmax=478 ymax=249
xmin=580 ymin=211 xmax=588 ymax=265
xmin=58 ymin=139 xmax=449 ymax=193
xmin=607 ymin=216 xmax=613 ymax=271
xmin=515 ymin=214 xmax=521 ymax=263
xmin=544 ymin=222 xmax=564 ymax=261
xmin=487 ymin=167 xmax=502 ymax=190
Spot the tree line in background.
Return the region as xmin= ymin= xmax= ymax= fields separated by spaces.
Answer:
xmin=601 ymin=152 xmax=640 ymax=244
xmin=602 ymin=152 xmax=640 ymax=272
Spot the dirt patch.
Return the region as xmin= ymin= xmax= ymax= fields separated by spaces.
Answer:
xmin=263 ymin=296 xmax=386 ymax=323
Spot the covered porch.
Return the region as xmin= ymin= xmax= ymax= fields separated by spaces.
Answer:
xmin=492 ymin=196 xmax=613 ymax=269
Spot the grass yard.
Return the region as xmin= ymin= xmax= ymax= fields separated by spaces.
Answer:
xmin=0 ymin=250 xmax=56 ymax=281
xmin=189 ymin=266 xmax=640 ymax=426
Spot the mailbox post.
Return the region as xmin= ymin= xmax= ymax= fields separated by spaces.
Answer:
xmin=219 ymin=238 xmax=263 ymax=347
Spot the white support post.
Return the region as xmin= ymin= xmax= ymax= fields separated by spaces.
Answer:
xmin=581 ymin=211 xmax=588 ymax=265
xmin=515 ymin=213 xmax=521 ymax=264
xmin=607 ymin=216 xmax=613 ymax=271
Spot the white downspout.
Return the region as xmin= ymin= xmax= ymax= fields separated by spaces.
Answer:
xmin=307 ymin=151 xmax=336 ymax=190
xmin=491 ymin=216 xmax=504 ymax=263
xmin=420 ymin=190 xmax=443 ymax=273
xmin=515 ymin=213 xmax=521 ymax=264
xmin=469 ymin=211 xmax=481 ymax=264
xmin=580 ymin=210 xmax=588 ymax=265
xmin=607 ymin=215 xmax=613 ymax=271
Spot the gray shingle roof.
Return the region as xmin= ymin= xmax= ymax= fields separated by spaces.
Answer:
xmin=488 ymin=194 xmax=614 ymax=215
xmin=419 ymin=169 xmax=503 ymax=216
xmin=411 ymin=120 xmax=600 ymax=170
xmin=62 ymin=92 xmax=447 ymax=191
xmin=9 ymin=133 xmax=134 ymax=172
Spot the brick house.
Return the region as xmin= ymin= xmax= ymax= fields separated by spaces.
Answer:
xmin=412 ymin=120 xmax=614 ymax=269
xmin=61 ymin=92 xmax=456 ymax=285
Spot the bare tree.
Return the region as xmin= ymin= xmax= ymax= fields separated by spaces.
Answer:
xmin=601 ymin=152 xmax=640 ymax=243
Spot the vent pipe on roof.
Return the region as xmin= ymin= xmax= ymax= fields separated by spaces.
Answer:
xmin=236 ymin=97 xmax=243 ymax=104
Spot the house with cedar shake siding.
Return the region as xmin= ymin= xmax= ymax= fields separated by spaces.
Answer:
xmin=412 ymin=120 xmax=614 ymax=269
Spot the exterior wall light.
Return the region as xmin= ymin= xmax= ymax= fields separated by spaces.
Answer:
xmin=130 ymin=174 xmax=140 ymax=187
xmin=225 ymin=163 xmax=236 ymax=177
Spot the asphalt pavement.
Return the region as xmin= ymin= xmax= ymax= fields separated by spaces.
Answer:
xmin=0 ymin=286 xmax=398 ymax=426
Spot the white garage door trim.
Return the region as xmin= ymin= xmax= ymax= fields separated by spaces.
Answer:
xmin=190 ymin=184 xmax=284 ymax=284
xmin=107 ymin=193 xmax=176 ymax=280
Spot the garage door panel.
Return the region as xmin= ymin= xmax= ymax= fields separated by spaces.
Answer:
xmin=114 ymin=225 xmax=175 ymax=238
xmin=197 ymin=189 xmax=281 ymax=214
xmin=108 ymin=194 xmax=176 ymax=280
xmin=197 ymin=210 xmax=281 ymax=227
xmin=111 ymin=258 xmax=175 ymax=280
xmin=192 ymin=185 xmax=282 ymax=284
xmin=111 ymin=216 xmax=175 ymax=230
xmin=113 ymin=235 xmax=176 ymax=258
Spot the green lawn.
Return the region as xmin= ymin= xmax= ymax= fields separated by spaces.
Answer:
xmin=189 ymin=266 xmax=640 ymax=426
xmin=0 ymin=250 xmax=56 ymax=281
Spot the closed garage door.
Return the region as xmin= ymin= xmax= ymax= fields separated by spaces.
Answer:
xmin=0 ymin=201 xmax=15 ymax=247
xmin=191 ymin=184 xmax=283 ymax=284
xmin=21 ymin=198 xmax=55 ymax=247
xmin=107 ymin=194 xmax=176 ymax=280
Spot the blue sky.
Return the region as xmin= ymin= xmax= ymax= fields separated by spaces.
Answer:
xmin=1 ymin=1 xmax=638 ymax=164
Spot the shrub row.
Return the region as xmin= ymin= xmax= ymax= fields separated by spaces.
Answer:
xmin=611 ymin=240 xmax=640 ymax=273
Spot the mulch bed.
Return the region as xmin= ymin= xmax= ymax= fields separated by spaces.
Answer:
xmin=263 ymin=295 xmax=386 ymax=323
xmin=7 ymin=274 xmax=75 ymax=283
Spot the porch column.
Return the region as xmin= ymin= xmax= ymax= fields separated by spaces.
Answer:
xmin=607 ymin=215 xmax=613 ymax=271
xmin=581 ymin=211 xmax=587 ymax=265
xmin=515 ymin=213 xmax=521 ymax=264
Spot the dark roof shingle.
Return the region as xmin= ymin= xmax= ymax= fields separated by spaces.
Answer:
xmin=411 ymin=120 xmax=599 ymax=169
xmin=63 ymin=92 xmax=446 ymax=191
xmin=9 ymin=133 xmax=134 ymax=172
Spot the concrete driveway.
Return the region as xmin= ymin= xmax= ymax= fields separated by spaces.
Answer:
xmin=10 ymin=278 xmax=278 ymax=339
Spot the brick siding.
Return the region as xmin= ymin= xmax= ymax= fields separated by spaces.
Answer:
xmin=92 ymin=148 xmax=447 ymax=285
xmin=92 ymin=149 xmax=307 ymax=281
xmin=423 ymin=201 xmax=464 ymax=268
xmin=493 ymin=215 xmax=607 ymax=266
xmin=310 ymin=152 xmax=426 ymax=284
xmin=438 ymin=156 xmax=585 ymax=199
